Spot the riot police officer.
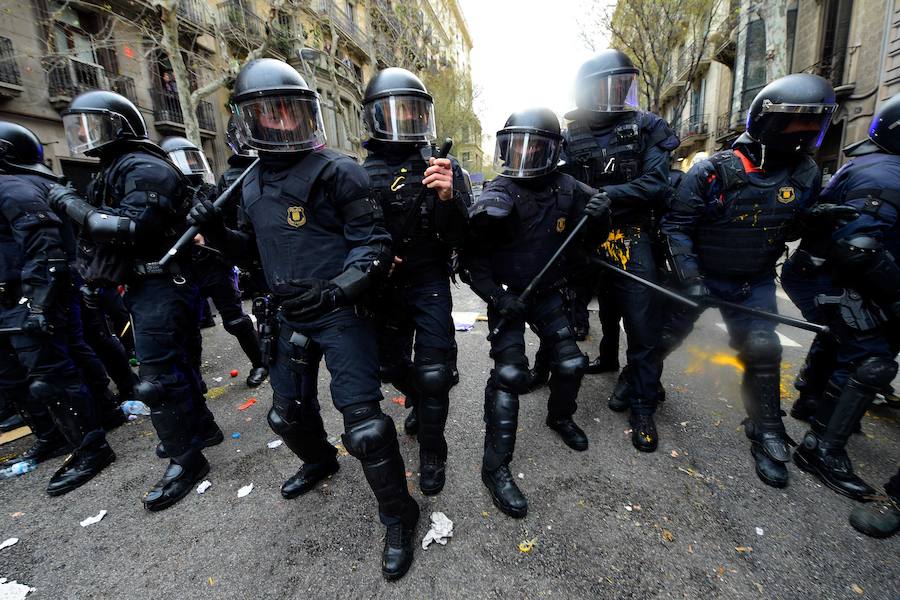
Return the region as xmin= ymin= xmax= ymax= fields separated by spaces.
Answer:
xmin=782 ymin=93 xmax=900 ymax=501
xmin=660 ymin=74 xmax=836 ymax=487
xmin=0 ymin=121 xmax=115 ymax=493
xmin=561 ymin=50 xmax=679 ymax=452
xmin=50 ymin=91 xmax=223 ymax=510
xmin=361 ymin=68 xmax=470 ymax=496
xmin=465 ymin=108 xmax=610 ymax=518
xmin=187 ymin=59 xmax=419 ymax=580
xmin=160 ymin=136 xmax=268 ymax=388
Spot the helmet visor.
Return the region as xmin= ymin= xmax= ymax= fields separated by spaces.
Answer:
xmin=234 ymin=96 xmax=326 ymax=152
xmin=63 ymin=112 xmax=126 ymax=155
xmin=364 ymin=95 xmax=436 ymax=142
xmin=493 ymin=131 xmax=561 ymax=178
xmin=168 ymin=148 xmax=214 ymax=184
xmin=579 ymin=73 xmax=639 ymax=112
xmin=752 ymin=102 xmax=836 ymax=152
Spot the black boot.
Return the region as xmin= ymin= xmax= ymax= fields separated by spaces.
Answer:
xmin=144 ymin=402 xmax=209 ymax=511
xmin=584 ymin=356 xmax=619 ymax=374
xmin=246 ymin=366 xmax=269 ymax=388
xmin=608 ymin=368 xmax=632 ymax=412
xmin=2 ymin=400 xmax=71 ymax=466
xmin=790 ymin=392 xmax=819 ymax=422
xmin=155 ymin=418 xmax=224 ymax=458
xmin=417 ymin=391 xmax=449 ymax=496
xmin=281 ymin=459 xmax=340 ymax=499
xmin=382 ymin=501 xmax=420 ymax=581
xmin=630 ymin=411 xmax=658 ymax=453
xmin=850 ymin=496 xmax=900 ymax=538
xmin=0 ymin=405 xmax=24 ymax=432
xmin=482 ymin=381 xmax=526 ymax=517
xmin=46 ymin=443 xmax=116 ymax=496
xmin=741 ymin=351 xmax=790 ymax=488
xmin=546 ymin=417 xmax=588 ymax=451
xmin=794 ymin=380 xmax=880 ymax=501
xmin=745 ymin=420 xmax=789 ymax=488
xmin=546 ymin=367 xmax=588 ymax=451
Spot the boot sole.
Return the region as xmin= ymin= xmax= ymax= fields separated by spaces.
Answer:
xmin=144 ymin=461 xmax=211 ymax=512
xmin=46 ymin=450 xmax=117 ymax=497
xmin=793 ymin=451 xmax=874 ymax=502
xmin=281 ymin=462 xmax=340 ymax=499
xmin=420 ymin=473 xmax=445 ymax=496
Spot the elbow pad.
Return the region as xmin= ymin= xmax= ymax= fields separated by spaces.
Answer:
xmin=58 ymin=194 xmax=135 ymax=245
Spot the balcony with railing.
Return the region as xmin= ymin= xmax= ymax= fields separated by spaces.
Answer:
xmin=149 ymin=88 xmax=217 ymax=136
xmin=109 ymin=74 xmax=137 ymax=104
xmin=296 ymin=49 xmax=362 ymax=95
xmin=46 ymin=55 xmax=108 ymax=110
xmin=0 ymin=36 xmax=23 ymax=99
xmin=178 ymin=0 xmax=213 ymax=31
xmin=806 ymin=51 xmax=849 ymax=91
xmin=714 ymin=106 xmax=751 ymax=143
xmin=313 ymin=0 xmax=369 ymax=53
xmin=680 ymin=114 xmax=709 ymax=143
xmin=217 ymin=0 xmax=264 ymax=45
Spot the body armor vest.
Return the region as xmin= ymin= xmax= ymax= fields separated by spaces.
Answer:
xmin=565 ymin=114 xmax=644 ymax=188
xmin=695 ymin=151 xmax=817 ymax=277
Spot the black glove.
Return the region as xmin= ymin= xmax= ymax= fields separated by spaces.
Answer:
xmin=186 ymin=199 xmax=223 ymax=229
xmin=583 ymin=191 xmax=611 ymax=221
xmin=22 ymin=307 xmax=52 ymax=337
xmin=79 ymin=285 xmax=100 ymax=311
xmin=281 ymin=279 xmax=344 ymax=322
xmin=47 ymin=183 xmax=79 ymax=212
xmin=803 ymin=204 xmax=859 ymax=229
xmin=682 ymin=277 xmax=709 ymax=301
xmin=494 ymin=291 xmax=527 ymax=319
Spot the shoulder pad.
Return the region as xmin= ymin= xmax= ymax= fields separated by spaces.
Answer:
xmin=470 ymin=178 xmax=514 ymax=219
xmin=708 ymin=150 xmax=747 ymax=191
xmin=639 ymin=111 xmax=680 ymax=151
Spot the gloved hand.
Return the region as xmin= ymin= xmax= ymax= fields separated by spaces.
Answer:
xmin=47 ymin=183 xmax=80 ymax=212
xmin=682 ymin=277 xmax=709 ymax=301
xmin=79 ymin=285 xmax=100 ymax=311
xmin=281 ymin=279 xmax=344 ymax=322
xmin=494 ymin=291 xmax=527 ymax=319
xmin=803 ymin=204 xmax=859 ymax=229
xmin=22 ymin=306 xmax=52 ymax=337
xmin=583 ymin=191 xmax=611 ymax=221
xmin=186 ymin=198 xmax=223 ymax=229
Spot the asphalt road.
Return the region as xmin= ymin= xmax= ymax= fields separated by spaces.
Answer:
xmin=0 ymin=286 xmax=897 ymax=599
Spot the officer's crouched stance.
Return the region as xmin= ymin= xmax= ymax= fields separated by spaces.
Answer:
xmin=188 ymin=59 xmax=419 ymax=581
xmin=464 ymin=108 xmax=610 ymax=518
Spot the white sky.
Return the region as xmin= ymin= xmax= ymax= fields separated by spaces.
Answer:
xmin=458 ymin=0 xmax=610 ymax=155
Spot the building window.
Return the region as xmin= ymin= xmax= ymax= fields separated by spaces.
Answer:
xmin=462 ymin=151 xmax=471 ymax=162
xmin=819 ymin=0 xmax=853 ymax=86
xmin=786 ymin=7 xmax=798 ymax=72
xmin=742 ymin=18 xmax=767 ymax=111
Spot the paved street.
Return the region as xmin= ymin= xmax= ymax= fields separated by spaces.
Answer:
xmin=0 ymin=286 xmax=897 ymax=599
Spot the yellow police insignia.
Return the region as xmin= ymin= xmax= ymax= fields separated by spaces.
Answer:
xmin=778 ymin=187 xmax=796 ymax=203
xmin=287 ymin=206 xmax=306 ymax=228
xmin=556 ymin=217 xmax=566 ymax=233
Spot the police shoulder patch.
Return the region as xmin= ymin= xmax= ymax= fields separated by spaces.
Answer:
xmin=287 ymin=206 xmax=307 ymax=227
xmin=778 ymin=186 xmax=796 ymax=203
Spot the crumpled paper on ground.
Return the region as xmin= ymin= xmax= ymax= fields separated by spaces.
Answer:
xmin=0 ymin=578 xmax=35 ymax=599
xmin=79 ymin=510 xmax=107 ymax=527
xmin=0 ymin=538 xmax=18 ymax=552
xmin=451 ymin=312 xmax=480 ymax=332
xmin=421 ymin=511 xmax=453 ymax=549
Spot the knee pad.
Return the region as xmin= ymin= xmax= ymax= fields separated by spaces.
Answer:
xmin=852 ymin=356 xmax=899 ymax=390
xmin=740 ymin=330 xmax=781 ymax=367
xmin=28 ymin=379 xmax=64 ymax=403
xmin=267 ymin=393 xmax=300 ymax=435
xmin=341 ymin=404 xmax=395 ymax=460
xmin=413 ymin=363 xmax=453 ymax=396
xmin=134 ymin=380 xmax=166 ymax=408
xmin=553 ymin=352 xmax=588 ymax=377
xmin=223 ymin=315 xmax=254 ymax=336
xmin=494 ymin=363 xmax=531 ymax=394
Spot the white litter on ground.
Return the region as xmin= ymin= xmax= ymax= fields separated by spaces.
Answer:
xmin=755 ymin=527 xmax=764 ymax=536
xmin=237 ymin=483 xmax=254 ymax=498
xmin=421 ymin=512 xmax=453 ymax=549
xmin=0 ymin=578 xmax=35 ymax=599
xmin=0 ymin=538 xmax=18 ymax=552
xmin=267 ymin=439 xmax=283 ymax=449
xmin=79 ymin=510 xmax=107 ymax=527
xmin=197 ymin=480 xmax=212 ymax=494
xmin=451 ymin=311 xmax=480 ymax=331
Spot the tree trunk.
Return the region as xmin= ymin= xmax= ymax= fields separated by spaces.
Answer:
xmin=157 ymin=0 xmax=203 ymax=148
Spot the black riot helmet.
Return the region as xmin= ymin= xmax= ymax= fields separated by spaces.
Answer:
xmin=856 ymin=93 xmax=900 ymax=156
xmin=362 ymin=68 xmax=436 ymax=144
xmin=570 ymin=50 xmax=640 ymax=116
xmin=62 ymin=90 xmax=147 ymax=157
xmin=745 ymin=73 xmax=836 ymax=154
xmin=494 ymin=108 xmax=563 ymax=179
xmin=231 ymin=58 xmax=326 ymax=153
xmin=160 ymin=136 xmax=214 ymax=185
xmin=0 ymin=121 xmax=56 ymax=178
xmin=226 ymin=115 xmax=257 ymax=157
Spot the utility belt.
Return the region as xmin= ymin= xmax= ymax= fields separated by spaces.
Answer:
xmin=133 ymin=260 xmax=186 ymax=280
xmin=0 ymin=280 xmax=22 ymax=309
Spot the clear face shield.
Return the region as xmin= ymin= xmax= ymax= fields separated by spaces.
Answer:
xmin=493 ymin=130 xmax=561 ymax=179
xmin=753 ymin=100 xmax=837 ymax=152
xmin=579 ymin=73 xmax=639 ymax=112
xmin=168 ymin=148 xmax=214 ymax=185
xmin=363 ymin=95 xmax=437 ymax=143
xmin=233 ymin=95 xmax=326 ymax=153
xmin=62 ymin=111 xmax=131 ymax=155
